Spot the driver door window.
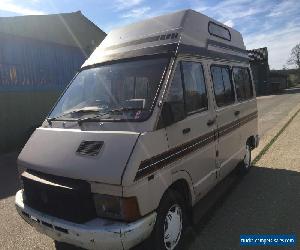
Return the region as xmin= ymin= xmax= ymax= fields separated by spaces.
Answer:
xmin=167 ymin=64 xmax=185 ymax=122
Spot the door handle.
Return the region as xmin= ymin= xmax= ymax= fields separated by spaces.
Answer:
xmin=234 ymin=110 xmax=240 ymax=116
xmin=182 ymin=128 xmax=191 ymax=134
xmin=207 ymin=119 xmax=215 ymax=126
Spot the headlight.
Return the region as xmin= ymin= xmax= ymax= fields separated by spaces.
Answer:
xmin=93 ymin=194 xmax=141 ymax=222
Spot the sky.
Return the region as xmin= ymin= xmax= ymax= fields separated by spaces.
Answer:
xmin=0 ymin=0 xmax=299 ymax=69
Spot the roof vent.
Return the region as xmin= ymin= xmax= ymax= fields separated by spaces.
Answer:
xmin=76 ymin=141 xmax=103 ymax=156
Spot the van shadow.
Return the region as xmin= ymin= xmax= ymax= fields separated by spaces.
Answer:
xmin=181 ymin=166 xmax=300 ymax=250
xmin=0 ymin=152 xmax=19 ymax=200
xmin=135 ymin=166 xmax=300 ymax=250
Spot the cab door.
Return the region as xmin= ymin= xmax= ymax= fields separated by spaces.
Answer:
xmin=163 ymin=60 xmax=217 ymax=198
xmin=210 ymin=64 xmax=241 ymax=180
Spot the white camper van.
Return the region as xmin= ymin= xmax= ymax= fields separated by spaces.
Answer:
xmin=16 ymin=9 xmax=259 ymax=250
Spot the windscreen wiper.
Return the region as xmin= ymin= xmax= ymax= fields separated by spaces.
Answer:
xmin=77 ymin=112 xmax=113 ymax=125
xmin=46 ymin=116 xmax=77 ymax=125
xmin=47 ymin=107 xmax=143 ymax=126
xmin=46 ymin=107 xmax=103 ymax=125
xmin=109 ymin=107 xmax=142 ymax=112
xmin=76 ymin=108 xmax=143 ymax=125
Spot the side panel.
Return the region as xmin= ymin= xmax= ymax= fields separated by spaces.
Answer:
xmin=235 ymin=99 xmax=258 ymax=149
xmin=122 ymin=129 xmax=175 ymax=215
xmin=231 ymin=65 xmax=258 ymax=147
xmin=165 ymin=112 xmax=217 ymax=198
xmin=208 ymin=62 xmax=242 ymax=179
xmin=163 ymin=59 xmax=217 ymax=199
xmin=123 ymin=155 xmax=196 ymax=215
xmin=215 ymin=103 xmax=243 ymax=178
xmin=123 ymin=169 xmax=172 ymax=216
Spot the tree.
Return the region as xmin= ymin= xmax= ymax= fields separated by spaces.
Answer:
xmin=287 ymin=43 xmax=300 ymax=69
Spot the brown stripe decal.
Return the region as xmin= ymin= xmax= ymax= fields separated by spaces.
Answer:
xmin=239 ymin=111 xmax=258 ymax=127
xmin=135 ymin=131 xmax=215 ymax=180
xmin=218 ymin=119 xmax=240 ymax=138
xmin=134 ymin=111 xmax=258 ymax=180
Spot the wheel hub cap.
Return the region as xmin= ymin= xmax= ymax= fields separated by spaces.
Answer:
xmin=163 ymin=204 xmax=182 ymax=250
xmin=244 ymin=145 xmax=251 ymax=168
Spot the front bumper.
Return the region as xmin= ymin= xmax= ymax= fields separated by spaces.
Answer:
xmin=15 ymin=190 xmax=156 ymax=250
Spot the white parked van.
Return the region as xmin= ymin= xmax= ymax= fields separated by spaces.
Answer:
xmin=15 ymin=9 xmax=259 ymax=250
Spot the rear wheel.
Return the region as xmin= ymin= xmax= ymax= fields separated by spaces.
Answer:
xmin=239 ymin=144 xmax=251 ymax=174
xmin=151 ymin=190 xmax=187 ymax=250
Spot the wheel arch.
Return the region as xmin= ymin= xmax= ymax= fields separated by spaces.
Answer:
xmin=159 ymin=170 xmax=195 ymax=209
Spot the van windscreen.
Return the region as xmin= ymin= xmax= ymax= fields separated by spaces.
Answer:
xmin=49 ymin=57 xmax=169 ymax=121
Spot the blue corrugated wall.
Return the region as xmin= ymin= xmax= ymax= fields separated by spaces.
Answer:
xmin=0 ymin=32 xmax=86 ymax=152
xmin=0 ymin=32 xmax=85 ymax=92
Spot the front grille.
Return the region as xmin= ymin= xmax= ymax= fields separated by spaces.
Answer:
xmin=22 ymin=170 xmax=97 ymax=224
xmin=76 ymin=141 xmax=103 ymax=156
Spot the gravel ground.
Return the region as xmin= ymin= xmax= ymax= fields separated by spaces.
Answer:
xmin=1 ymin=93 xmax=300 ymax=250
xmin=252 ymin=88 xmax=300 ymax=160
xmin=0 ymin=153 xmax=55 ymax=250
xmin=257 ymin=109 xmax=300 ymax=171
xmin=0 ymin=196 xmax=54 ymax=250
xmin=256 ymin=88 xmax=300 ymax=138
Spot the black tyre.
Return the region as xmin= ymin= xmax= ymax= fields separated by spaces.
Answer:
xmin=54 ymin=241 xmax=82 ymax=250
xmin=151 ymin=190 xmax=187 ymax=250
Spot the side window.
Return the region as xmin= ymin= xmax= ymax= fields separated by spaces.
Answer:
xmin=233 ymin=67 xmax=253 ymax=101
xmin=167 ymin=64 xmax=185 ymax=121
xmin=182 ymin=61 xmax=208 ymax=114
xmin=211 ymin=66 xmax=235 ymax=107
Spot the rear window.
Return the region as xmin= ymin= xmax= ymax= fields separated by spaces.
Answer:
xmin=211 ymin=65 xmax=235 ymax=107
xmin=208 ymin=22 xmax=231 ymax=41
xmin=233 ymin=67 xmax=253 ymax=101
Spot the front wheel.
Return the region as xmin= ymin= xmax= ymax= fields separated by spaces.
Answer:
xmin=151 ymin=190 xmax=187 ymax=250
xmin=54 ymin=241 xmax=81 ymax=250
